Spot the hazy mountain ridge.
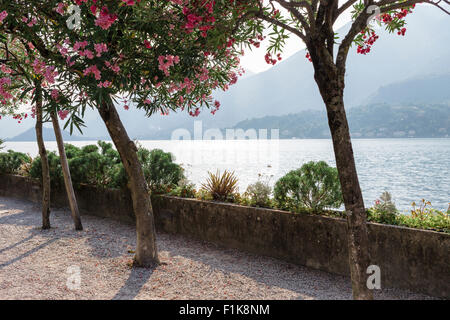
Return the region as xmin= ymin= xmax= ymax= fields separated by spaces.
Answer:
xmin=365 ymin=73 xmax=450 ymax=105
xmin=7 ymin=127 xmax=94 ymax=142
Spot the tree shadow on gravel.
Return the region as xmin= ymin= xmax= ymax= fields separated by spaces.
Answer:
xmin=156 ymin=233 xmax=356 ymax=300
xmin=0 ymin=233 xmax=36 ymax=255
xmin=112 ymin=266 xmax=156 ymax=300
xmin=0 ymin=198 xmax=127 ymax=259
xmin=0 ymin=238 xmax=58 ymax=269
xmin=0 ymin=210 xmax=37 ymax=227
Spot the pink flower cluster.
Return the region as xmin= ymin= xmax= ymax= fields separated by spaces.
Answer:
xmin=51 ymin=89 xmax=60 ymax=101
xmin=58 ymin=110 xmax=70 ymax=120
xmin=31 ymin=59 xmax=58 ymax=84
xmin=122 ymin=0 xmax=141 ymax=5
xmin=0 ymin=77 xmax=13 ymax=103
xmin=98 ymin=80 xmax=112 ymax=88
xmin=22 ymin=16 xmax=37 ymax=27
xmin=158 ymin=55 xmax=180 ymax=76
xmin=95 ymin=7 xmax=118 ymax=30
xmin=94 ymin=43 xmax=108 ymax=57
xmin=0 ymin=10 xmax=8 ymax=23
xmin=54 ymin=3 xmax=65 ymax=15
xmin=83 ymin=65 xmax=101 ymax=80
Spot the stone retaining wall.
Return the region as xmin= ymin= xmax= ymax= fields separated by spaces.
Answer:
xmin=0 ymin=174 xmax=448 ymax=298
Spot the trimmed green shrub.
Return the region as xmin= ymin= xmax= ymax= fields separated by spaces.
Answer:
xmin=274 ymin=161 xmax=343 ymax=211
xmin=29 ymin=151 xmax=63 ymax=188
xmin=245 ymin=181 xmax=272 ymax=208
xmin=29 ymin=142 xmax=183 ymax=192
xmin=66 ymin=142 xmax=123 ymax=188
xmin=139 ymin=148 xmax=184 ymax=194
xmin=0 ymin=150 xmax=32 ymax=175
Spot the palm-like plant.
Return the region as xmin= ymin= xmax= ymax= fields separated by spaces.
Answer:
xmin=201 ymin=170 xmax=239 ymax=202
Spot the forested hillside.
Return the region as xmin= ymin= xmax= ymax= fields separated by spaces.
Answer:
xmin=234 ymin=104 xmax=450 ymax=139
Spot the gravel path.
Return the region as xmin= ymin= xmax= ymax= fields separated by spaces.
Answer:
xmin=0 ymin=196 xmax=434 ymax=300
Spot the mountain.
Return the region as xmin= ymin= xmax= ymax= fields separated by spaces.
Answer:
xmin=8 ymin=127 xmax=93 ymax=142
xmin=233 ymin=103 xmax=450 ymax=139
xmin=366 ymin=73 xmax=450 ymax=105
xmin=0 ymin=5 xmax=449 ymax=140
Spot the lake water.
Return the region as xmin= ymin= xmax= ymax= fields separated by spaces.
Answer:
xmin=3 ymin=139 xmax=449 ymax=212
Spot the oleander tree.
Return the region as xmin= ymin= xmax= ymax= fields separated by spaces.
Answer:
xmin=0 ymin=33 xmax=83 ymax=230
xmin=0 ymin=35 xmax=52 ymax=229
xmin=0 ymin=0 xmax=257 ymax=266
xmin=232 ymin=0 xmax=449 ymax=299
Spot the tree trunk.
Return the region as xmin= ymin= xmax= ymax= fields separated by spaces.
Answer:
xmin=50 ymin=112 xmax=83 ymax=231
xmin=314 ymin=65 xmax=373 ymax=300
xmin=34 ymin=82 xmax=51 ymax=229
xmin=325 ymin=93 xmax=373 ymax=300
xmin=98 ymin=100 xmax=159 ymax=267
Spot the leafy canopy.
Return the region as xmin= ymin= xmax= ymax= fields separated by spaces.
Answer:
xmin=0 ymin=0 xmax=258 ymax=132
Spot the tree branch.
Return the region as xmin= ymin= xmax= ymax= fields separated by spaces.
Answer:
xmin=256 ymin=11 xmax=308 ymax=42
xmin=269 ymin=0 xmax=313 ymax=33
xmin=275 ymin=0 xmax=316 ymax=27
xmin=337 ymin=0 xmax=359 ymax=17
xmin=378 ymin=0 xmax=450 ymax=14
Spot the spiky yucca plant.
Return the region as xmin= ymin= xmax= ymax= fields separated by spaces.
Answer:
xmin=201 ymin=170 xmax=239 ymax=202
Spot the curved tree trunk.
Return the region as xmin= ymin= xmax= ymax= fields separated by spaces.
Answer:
xmin=50 ymin=112 xmax=83 ymax=231
xmin=98 ymin=100 xmax=159 ymax=267
xmin=313 ymin=55 xmax=373 ymax=299
xmin=34 ymin=82 xmax=51 ymax=229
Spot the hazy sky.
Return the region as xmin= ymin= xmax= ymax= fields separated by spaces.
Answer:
xmin=240 ymin=2 xmax=353 ymax=74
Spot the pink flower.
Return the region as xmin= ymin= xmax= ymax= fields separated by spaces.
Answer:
xmin=0 ymin=64 xmax=12 ymax=74
xmin=83 ymin=65 xmax=101 ymax=80
xmin=0 ymin=11 xmax=8 ymax=23
xmin=27 ymin=17 xmax=37 ymax=27
xmin=94 ymin=43 xmax=108 ymax=57
xmin=158 ymin=55 xmax=180 ymax=76
xmin=81 ymin=50 xmax=94 ymax=59
xmin=211 ymin=100 xmax=220 ymax=115
xmin=95 ymin=7 xmax=118 ymax=30
xmin=105 ymin=61 xmax=120 ymax=73
xmin=58 ymin=110 xmax=69 ymax=120
xmin=74 ymin=41 xmax=88 ymax=51
xmin=122 ymin=0 xmax=137 ymax=6
xmin=97 ymin=80 xmax=112 ymax=88
xmin=55 ymin=3 xmax=65 ymax=15
xmin=51 ymin=89 xmax=60 ymax=101
xmin=44 ymin=66 xmax=58 ymax=84
xmin=144 ymin=40 xmax=152 ymax=49
xmin=90 ymin=5 xmax=98 ymax=15
xmin=189 ymin=108 xmax=200 ymax=117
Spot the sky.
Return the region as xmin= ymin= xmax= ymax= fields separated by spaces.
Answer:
xmin=240 ymin=2 xmax=354 ymax=74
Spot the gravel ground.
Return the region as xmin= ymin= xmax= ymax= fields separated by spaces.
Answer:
xmin=0 ymin=196 xmax=435 ymax=300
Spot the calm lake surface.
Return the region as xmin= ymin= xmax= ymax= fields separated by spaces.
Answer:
xmin=4 ymin=138 xmax=449 ymax=212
